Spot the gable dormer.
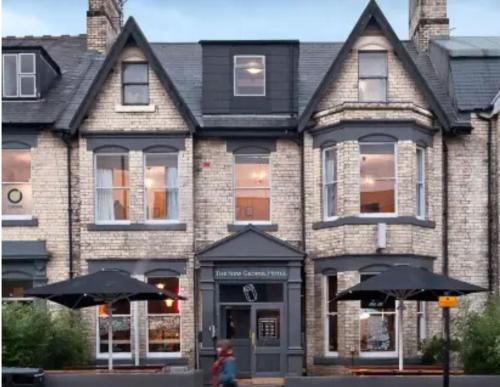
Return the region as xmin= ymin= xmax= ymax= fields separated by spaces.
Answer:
xmin=200 ymin=40 xmax=299 ymax=115
xmin=2 ymin=47 xmax=60 ymax=100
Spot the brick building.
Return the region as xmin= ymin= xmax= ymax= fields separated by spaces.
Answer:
xmin=2 ymin=0 xmax=499 ymax=380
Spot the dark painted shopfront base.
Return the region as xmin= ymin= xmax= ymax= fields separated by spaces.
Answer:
xmin=286 ymin=376 xmax=500 ymax=387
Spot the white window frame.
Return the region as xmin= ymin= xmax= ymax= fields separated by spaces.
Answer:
xmin=145 ymin=276 xmax=182 ymax=358
xmin=2 ymin=53 xmax=37 ymax=98
xmin=94 ymin=152 xmax=131 ymax=225
xmin=416 ymin=146 xmax=426 ymax=219
xmin=324 ymin=275 xmax=338 ymax=357
xmin=358 ymin=142 xmax=398 ymax=218
xmin=143 ymin=152 xmax=180 ymax=224
xmin=95 ymin=302 xmax=133 ymax=360
xmin=417 ymin=301 xmax=427 ymax=351
xmin=233 ymin=153 xmax=272 ymax=225
xmin=233 ymin=55 xmax=266 ymax=97
xmin=359 ymin=272 xmax=399 ymax=358
xmin=358 ymin=50 xmax=388 ymax=102
xmin=2 ymin=148 xmax=33 ymax=221
xmin=322 ymin=146 xmax=338 ymax=221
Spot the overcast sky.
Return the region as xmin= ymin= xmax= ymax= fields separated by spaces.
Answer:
xmin=3 ymin=0 xmax=500 ymax=41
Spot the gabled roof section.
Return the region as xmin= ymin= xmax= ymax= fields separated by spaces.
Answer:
xmin=65 ymin=17 xmax=198 ymax=133
xmin=298 ymin=0 xmax=472 ymax=134
xmin=196 ymin=225 xmax=305 ymax=261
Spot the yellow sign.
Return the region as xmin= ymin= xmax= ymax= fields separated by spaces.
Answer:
xmin=439 ymin=296 xmax=458 ymax=308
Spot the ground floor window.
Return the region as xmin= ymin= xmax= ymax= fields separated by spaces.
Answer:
xmin=359 ymin=273 xmax=397 ymax=356
xmin=98 ymin=300 xmax=131 ymax=356
xmin=2 ymin=279 xmax=33 ymax=302
xmin=147 ymin=277 xmax=181 ymax=356
xmin=417 ymin=301 xmax=427 ymax=350
xmin=324 ymin=275 xmax=338 ymax=355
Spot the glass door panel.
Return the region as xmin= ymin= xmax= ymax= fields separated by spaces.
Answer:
xmin=252 ymin=305 xmax=283 ymax=376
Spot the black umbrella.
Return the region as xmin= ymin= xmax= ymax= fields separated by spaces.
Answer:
xmin=334 ymin=265 xmax=487 ymax=372
xmin=26 ymin=269 xmax=186 ymax=370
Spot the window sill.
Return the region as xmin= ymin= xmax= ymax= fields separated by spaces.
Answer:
xmin=87 ymin=223 xmax=187 ymax=231
xmin=227 ymin=223 xmax=278 ymax=232
xmin=3 ymin=218 xmax=38 ymax=227
xmin=312 ymin=216 xmax=436 ymax=230
xmin=313 ymin=356 xmax=422 ymax=366
xmin=114 ymin=104 xmax=156 ymax=113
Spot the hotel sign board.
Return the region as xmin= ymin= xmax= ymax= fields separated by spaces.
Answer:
xmin=214 ymin=268 xmax=288 ymax=280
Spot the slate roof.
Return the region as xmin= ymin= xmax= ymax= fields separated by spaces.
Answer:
xmin=2 ymin=35 xmax=103 ymax=128
xmin=431 ymin=37 xmax=500 ymax=112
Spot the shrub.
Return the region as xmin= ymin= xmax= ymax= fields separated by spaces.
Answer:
xmin=460 ymin=297 xmax=500 ymax=374
xmin=2 ymin=302 xmax=91 ymax=369
xmin=421 ymin=335 xmax=461 ymax=365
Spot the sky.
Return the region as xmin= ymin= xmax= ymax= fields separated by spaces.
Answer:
xmin=2 ymin=0 xmax=500 ymax=42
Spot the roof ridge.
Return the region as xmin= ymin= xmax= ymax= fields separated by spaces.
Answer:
xmin=3 ymin=33 xmax=86 ymax=40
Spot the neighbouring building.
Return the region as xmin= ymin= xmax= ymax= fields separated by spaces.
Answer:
xmin=2 ymin=0 xmax=500 ymax=381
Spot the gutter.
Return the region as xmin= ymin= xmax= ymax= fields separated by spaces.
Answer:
xmin=477 ymin=112 xmax=495 ymax=293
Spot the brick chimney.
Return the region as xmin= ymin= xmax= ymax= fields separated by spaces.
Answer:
xmin=87 ymin=0 xmax=123 ymax=53
xmin=409 ymin=0 xmax=449 ymax=52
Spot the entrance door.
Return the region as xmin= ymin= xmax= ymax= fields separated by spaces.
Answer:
xmin=221 ymin=306 xmax=252 ymax=377
xmin=252 ymin=305 xmax=283 ymax=376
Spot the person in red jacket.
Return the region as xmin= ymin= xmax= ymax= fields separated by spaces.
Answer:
xmin=212 ymin=340 xmax=238 ymax=387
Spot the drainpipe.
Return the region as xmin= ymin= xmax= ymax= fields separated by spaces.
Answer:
xmin=442 ymin=135 xmax=450 ymax=387
xmin=299 ymin=133 xmax=307 ymax=374
xmin=477 ymin=112 xmax=494 ymax=293
xmin=63 ymin=134 xmax=75 ymax=279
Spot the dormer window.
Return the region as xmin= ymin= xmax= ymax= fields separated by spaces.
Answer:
xmin=358 ymin=51 xmax=387 ymax=102
xmin=122 ymin=62 xmax=149 ymax=105
xmin=233 ymin=55 xmax=266 ymax=97
xmin=2 ymin=53 xmax=37 ymax=98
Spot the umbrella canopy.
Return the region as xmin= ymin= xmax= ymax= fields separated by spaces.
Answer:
xmin=25 ymin=269 xmax=186 ymax=308
xmin=334 ymin=265 xmax=486 ymax=302
xmin=25 ymin=269 xmax=187 ymax=371
xmin=333 ymin=265 xmax=487 ymax=373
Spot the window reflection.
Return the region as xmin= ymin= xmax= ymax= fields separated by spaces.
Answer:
xmin=98 ymin=300 xmax=131 ymax=354
xmin=360 ymin=143 xmax=396 ymax=214
xmin=235 ymin=154 xmax=270 ymax=222
xmin=2 ymin=149 xmax=32 ymax=217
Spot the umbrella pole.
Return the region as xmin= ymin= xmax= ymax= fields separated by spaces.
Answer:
xmin=398 ymin=300 xmax=404 ymax=371
xmin=107 ymin=301 xmax=113 ymax=371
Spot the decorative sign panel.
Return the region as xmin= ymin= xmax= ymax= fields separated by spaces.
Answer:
xmin=214 ymin=268 xmax=288 ymax=280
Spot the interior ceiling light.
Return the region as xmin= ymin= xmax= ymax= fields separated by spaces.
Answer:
xmin=246 ymin=67 xmax=263 ymax=75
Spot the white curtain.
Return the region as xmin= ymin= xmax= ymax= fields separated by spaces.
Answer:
xmin=96 ymin=167 xmax=114 ymax=221
xmin=166 ymin=166 xmax=178 ymax=220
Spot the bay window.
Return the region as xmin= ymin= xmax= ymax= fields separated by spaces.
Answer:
xmin=2 ymin=149 xmax=33 ymax=218
xmin=98 ymin=300 xmax=131 ymax=356
xmin=145 ymin=153 xmax=179 ymax=222
xmin=323 ymin=147 xmax=337 ymax=220
xmin=416 ymin=147 xmax=425 ymax=218
xmin=234 ymin=55 xmax=266 ymax=96
xmin=147 ymin=277 xmax=181 ymax=356
xmin=234 ymin=154 xmax=270 ymax=223
xmin=358 ymin=51 xmax=387 ymax=102
xmin=325 ymin=275 xmax=338 ymax=355
xmin=359 ymin=273 xmax=397 ymax=356
xmin=360 ymin=142 xmax=396 ymax=215
xmin=95 ymin=153 xmax=129 ymax=223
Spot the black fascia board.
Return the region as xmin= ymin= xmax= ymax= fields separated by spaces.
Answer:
xmin=2 ymin=45 xmax=62 ymax=75
xmin=68 ymin=17 xmax=199 ymax=134
xmin=297 ymin=0 xmax=467 ymax=134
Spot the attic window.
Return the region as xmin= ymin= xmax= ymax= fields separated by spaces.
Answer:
xmin=122 ymin=62 xmax=149 ymax=105
xmin=358 ymin=51 xmax=387 ymax=102
xmin=2 ymin=53 xmax=37 ymax=98
xmin=234 ymin=55 xmax=266 ymax=97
